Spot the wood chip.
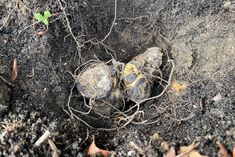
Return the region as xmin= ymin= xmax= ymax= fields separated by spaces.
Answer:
xmin=171 ymin=81 xmax=187 ymax=95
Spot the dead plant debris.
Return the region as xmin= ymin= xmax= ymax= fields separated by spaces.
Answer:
xmin=164 ymin=141 xmax=208 ymax=157
xmin=178 ymin=141 xmax=208 ymax=157
xmin=233 ymin=146 xmax=235 ymax=157
xmin=11 ymin=58 xmax=18 ymax=81
xmin=161 ymin=141 xmax=170 ymax=151
xmin=87 ymin=138 xmax=111 ymax=157
xmin=164 ymin=147 xmax=176 ymax=157
xmin=171 ymin=81 xmax=188 ymax=95
xmin=216 ymin=141 xmax=229 ymax=157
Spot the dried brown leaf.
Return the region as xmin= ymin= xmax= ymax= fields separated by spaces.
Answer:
xmin=217 ymin=141 xmax=229 ymax=157
xmin=12 ymin=58 xmax=18 ymax=80
xmin=37 ymin=30 xmax=48 ymax=36
xmin=185 ymin=150 xmax=208 ymax=157
xmin=233 ymin=146 xmax=235 ymax=157
xmin=161 ymin=141 xmax=170 ymax=151
xmin=178 ymin=141 xmax=208 ymax=157
xmin=171 ymin=81 xmax=187 ymax=95
xmin=164 ymin=147 xmax=176 ymax=157
xmin=87 ymin=140 xmax=111 ymax=157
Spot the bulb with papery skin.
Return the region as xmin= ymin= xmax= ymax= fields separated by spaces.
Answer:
xmin=76 ymin=62 xmax=123 ymax=115
xmin=76 ymin=63 xmax=113 ymax=99
xmin=122 ymin=47 xmax=163 ymax=102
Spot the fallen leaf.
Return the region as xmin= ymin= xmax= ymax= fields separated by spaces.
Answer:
xmin=217 ymin=141 xmax=229 ymax=157
xmin=37 ymin=30 xmax=48 ymax=35
xmin=171 ymin=81 xmax=187 ymax=95
xmin=161 ymin=141 xmax=170 ymax=151
xmin=164 ymin=147 xmax=176 ymax=157
xmin=87 ymin=140 xmax=111 ymax=157
xmin=233 ymin=146 xmax=235 ymax=157
xmin=184 ymin=150 xmax=209 ymax=157
xmin=178 ymin=141 xmax=208 ymax=157
xmin=12 ymin=58 xmax=18 ymax=80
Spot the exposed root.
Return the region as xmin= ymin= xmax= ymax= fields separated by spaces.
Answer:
xmin=57 ymin=0 xmax=83 ymax=61
xmin=1 ymin=118 xmax=23 ymax=138
xmin=0 ymin=6 xmax=16 ymax=31
xmin=129 ymin=141 xmax=145 ymax=155
xmin=101 ymin=0 xmax=117 ymax=42
xmin=0 ymin=76 xmax=14 ymax=87
xmin=63 ymin=56 xmax=175 ymax=129
xmin=48 ymin=139 xmax=59 ymax=157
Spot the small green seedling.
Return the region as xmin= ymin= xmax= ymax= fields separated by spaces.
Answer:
xmin=34 ymin=10 xmax=52 ymax=29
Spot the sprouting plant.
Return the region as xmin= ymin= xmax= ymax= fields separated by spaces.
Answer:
xmin=34 ymin=10 xmax=52 ymax=29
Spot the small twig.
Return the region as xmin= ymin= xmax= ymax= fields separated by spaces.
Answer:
xmin=18 ymin=21 xmax=41 ymax=35
xmin=34 ymin=130 xmax=51 ymax=147
xmin=0 ymin=76 xmax=14 ymax=87
xmin=48 ymin=139 xmax=59 ymax=157
xmin=129 ymin=141 xmax=145 ymax=155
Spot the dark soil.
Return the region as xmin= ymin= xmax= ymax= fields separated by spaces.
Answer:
xmin=0 ymin=0 xmax=235 ymax=156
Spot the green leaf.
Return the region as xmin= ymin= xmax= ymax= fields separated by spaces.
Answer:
xmin=43 ymin=19 xmax=49 ymax=26
xmin=34 ymin=13 xmax=44 ymax=21
xmin=44 ymin=10 xmax=52 ymax=19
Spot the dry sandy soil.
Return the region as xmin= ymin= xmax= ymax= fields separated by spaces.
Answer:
xmin=0 ymin=0 xmax=235 ymax=156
